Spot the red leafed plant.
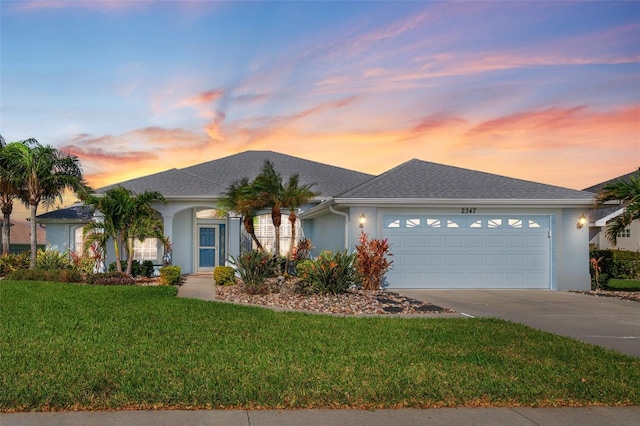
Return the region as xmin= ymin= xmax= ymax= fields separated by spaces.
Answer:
xmin=355 ymin=231 xmax=393 ymax=290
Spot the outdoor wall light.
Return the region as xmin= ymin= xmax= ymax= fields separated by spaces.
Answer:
xmin=359 ymin=213 xmax=366 ymax=228
xmin=577 ymin=214 xmax=587 ymax=229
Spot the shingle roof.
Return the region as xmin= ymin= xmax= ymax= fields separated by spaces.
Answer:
xmin=582 ymin=169 xmax=639 ymax=193
xmin=99 ymin=151 xmax=374 ymax=198
xmin=37 ymin=204 xmax=94 ymax=221
xmin=338 ymin=159 xmax=594 ymax=200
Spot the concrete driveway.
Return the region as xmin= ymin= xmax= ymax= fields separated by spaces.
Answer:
xmin=397 ymin=290 xmax=640 ymax=358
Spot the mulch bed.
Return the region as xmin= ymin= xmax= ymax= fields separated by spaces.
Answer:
xmin=214 ymin=284 xmax=454 ymax=316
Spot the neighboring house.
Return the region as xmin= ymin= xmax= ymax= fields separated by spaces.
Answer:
xmin=583 ymin=171 xmax=640 ymax=251
xmin=38 ymin=150 xmax=594 ymax=290
xmin=36 ymin=205 xmax=94 ymax=255
xmin=0 ymin=219 xmax=46 ymax=254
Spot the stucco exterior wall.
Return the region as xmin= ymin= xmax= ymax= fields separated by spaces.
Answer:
xmin=593 ymin=221 xmax=640 ymax=251
xmin=305 ymin=211 xmax=347 ymax=256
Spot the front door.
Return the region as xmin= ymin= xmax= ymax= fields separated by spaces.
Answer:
xmin=197 ymin=225 xmax=218 ymax=273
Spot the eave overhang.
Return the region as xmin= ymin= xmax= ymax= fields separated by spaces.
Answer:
xmin=300 ymin=197 xmax=595 ymax=220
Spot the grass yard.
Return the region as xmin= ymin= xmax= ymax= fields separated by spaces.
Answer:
xmin=1 ymin=281 xmax=639 ymax=412
xmin=607 ymin=279 xmax=640 ymax=290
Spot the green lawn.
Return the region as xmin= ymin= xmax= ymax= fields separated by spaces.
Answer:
xmin=1 ymin=281 xmax=638 ymax=411
xmin=607 ymin=279 xmax=640 ymax=290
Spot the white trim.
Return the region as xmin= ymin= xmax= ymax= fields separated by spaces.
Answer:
xmin=595 ymin=208 xmax=625 ymax=227
xmin=335 ymin=198 xmax=594 ymax=207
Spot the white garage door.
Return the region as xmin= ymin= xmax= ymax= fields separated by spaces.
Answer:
xmin=383 ymin=215 xmax=551 ymax=289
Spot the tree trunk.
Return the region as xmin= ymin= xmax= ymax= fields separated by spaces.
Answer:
xmin=243 ymin=216 xmax=263 ymax=250
xmin=272 ymin=207 xmax=281 ymax=255
xmin=126 ymin=239 xmax=134 ymax=276
xmin=29 ymin=203 xmax=38 ymax=269
xmin=1 ymin=204 xmax=11 ymax=256
xmin=288 ymin=210 xmax=297 ymax=259
xmin=114 ymin=234 xmax=123 ymax=273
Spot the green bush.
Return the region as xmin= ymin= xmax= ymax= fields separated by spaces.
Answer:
xmin=108 ymin=260 xmax=156 ymax=277
xmin=86 ymin=272 xmax=136 ymax=285
xmin=5 ymin=268 xmax=83 ymax=283
xmin=159 ymin=266 xmax=181 ymax=286
xmin=214 ymin=266 xmax=236 ymax=286
xmin=303 ymin=250 xmax=357 ymax=295
xmin=590 ymin=249 xmax=640 ymax=289
xmin=36 ymin=248 xmax=72 ymax=270
xmin=295 ymin=259 xmax=314 ymax=279
xmin=0 ymin=252 xmax=30 ymax=277
xmin=231 ymin=250 xmax=279 ymax=289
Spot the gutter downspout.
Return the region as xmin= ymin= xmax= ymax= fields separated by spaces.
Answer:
xmin=329 ymin=205 xmax=349 ymax=249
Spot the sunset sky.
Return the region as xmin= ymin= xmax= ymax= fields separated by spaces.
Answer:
xmin=1 ymin=0 xmax=639 ymax=220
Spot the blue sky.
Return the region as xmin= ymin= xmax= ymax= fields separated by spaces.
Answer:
xmin=1 ymin=0 xmax=638 ymax=216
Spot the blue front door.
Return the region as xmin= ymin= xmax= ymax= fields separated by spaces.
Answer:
xmin=198 ymin=225 xmax=217 ymax=272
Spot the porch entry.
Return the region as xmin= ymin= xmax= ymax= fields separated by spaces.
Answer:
xmin=196 ymin=223 xmax=226 ymax=273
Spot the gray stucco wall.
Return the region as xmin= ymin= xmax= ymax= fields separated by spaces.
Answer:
xmin=556 ymin=208 xmax=590 ymax=291
xmin=172 ymin=208 xmax=194 ymax=274
xmin=306 ymin=212 xmax=347 ymax=256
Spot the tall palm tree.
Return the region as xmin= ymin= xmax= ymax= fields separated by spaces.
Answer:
xmin=0 ymin=138 xmax=23 ymax=255
xmin=84 ymin=186 xmax=165 ymax=274
xmin=281 ymin=174 xmax=317 ymax=258
xmin=253 ymin=160 xmax=284 ymax=254
xmin=595 ymin=168 xmax=640 ymax=245
xmin=217 ymin=177 xmax=264 ymax=250
xmin=3 ymin=139 xmax=90 ymax=268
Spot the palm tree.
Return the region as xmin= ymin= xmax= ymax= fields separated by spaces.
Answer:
xmin=595 ymin=169 xmax=640 ymax=245
xmin=0 ymin=138 xmax=23 ymax=256
xmin=217 ymin=177 xmax=264 ymax=250
xmin=2 ymin=139 xmax=90 ymax=268
xmin=281 ymin=174 xmax=317 ymax=258
xmin=253 ymin=160 xmax=285 ymax=255
xmin=84 ymin=186 xmax=165 ymax=274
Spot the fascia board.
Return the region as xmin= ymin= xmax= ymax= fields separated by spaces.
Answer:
xmin=333 ymin=198 xmax=595 ymax=208
xmin=299 ymin=199 xmax=336 ymax=219
xmin=595 ymin=208 xmax=625 ymax=227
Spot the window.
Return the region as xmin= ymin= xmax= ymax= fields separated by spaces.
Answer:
xmin=74 ymin=227 xmax=84 ymax=255
xmin=508 ymin=219 xmax=523 ymax=228
xmin=488 ymin=219 xmax=502 ymax=228
xmin=618 ymin=228 xmax=631 ymax=238
xmin=133 ymin=238 xmax=160 ymax=261
xmin=406 ymin=218 xmax=421 ymax=228
xmin=426 ymin=218 xmax=441 ymax=228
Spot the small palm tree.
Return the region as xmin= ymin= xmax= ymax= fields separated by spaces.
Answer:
xmin=3 ymin=139 xmax=90 ymax=268
xmin=253 ymin=160 xmax=284 ymax=254
xmin=84 ymin=186 xmax=165 ymax=275
xmin=281 ymin=174 xmax=317 ymax=258
xmin=595 ymin=169 xmax=640 ymax=245
xmin=218 ymin=177 xmax=264 ymax=251
xmin=0 ymin=137 xmax=23 ymax=256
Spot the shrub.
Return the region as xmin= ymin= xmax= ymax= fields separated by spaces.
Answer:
xmin=214 ymin=266 xmax=236 ymax=286
xmin=36 ymin=248 xmax=72 ymax=270
xmin=231 ymin=250 xmax=279 ymax=290
xmin=70 ymin=252 xmax=97 ymax=274
xmin=295 ymin=259 xmax=314 ymax=279
xmin=303 ymin=250 xmax=357 ymax=295
xmin=159 ymin=266 xmax=181 ymax=286
xmin=590 ymin=249 xmax=640 ymax=289
xmin=354 ymin=232 xmax=393 ymax=290
xmin=87 ymin=272 xmax=136 ymax=285
xmin=5 ymin=268 xmax=83 ymax=283
xmin=0 ymin=252 xmax=30 ymax=277
xmin=108 ymin=260 xmax=156 ymax=277
xmin=291 ymin=238 xmax=312 ymax=261
xmin=6 ymin=269 xmax=46 ymax=281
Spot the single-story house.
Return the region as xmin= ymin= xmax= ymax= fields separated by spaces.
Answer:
xmin=38 ymin=150 xmax=594 ymax=290
xmin=582 ymin=171 xmax=640 ymax=251
xmin=0 ymin=219 xmax=46 ymax=254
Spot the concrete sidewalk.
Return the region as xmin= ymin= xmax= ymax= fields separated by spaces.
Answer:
xmin=2 ymin=406 xmax=639 ymax=426
xmin=176 ymin=274 xmax=216 ymax=301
